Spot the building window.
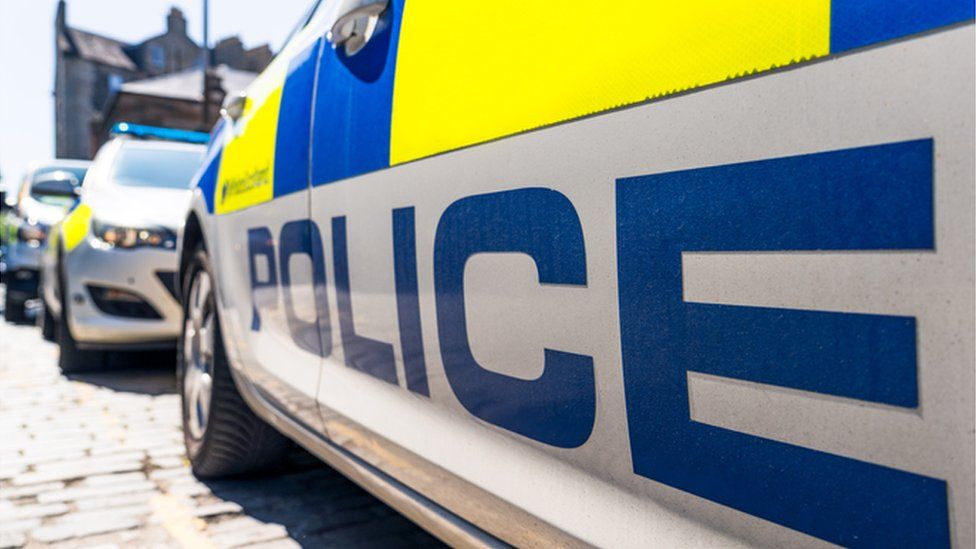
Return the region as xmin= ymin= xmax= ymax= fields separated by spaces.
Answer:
xmin=150 ymin=45 xmax=165 ymax=69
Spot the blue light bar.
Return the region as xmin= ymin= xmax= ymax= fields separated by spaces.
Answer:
xmin=110 ymin=122 xmax=209 ymax=145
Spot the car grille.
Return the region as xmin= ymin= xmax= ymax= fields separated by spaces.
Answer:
xmin=86 ymin=285 xmax=162 ymax=320
xmin=155 ymin=271 xmax=179 ymax=302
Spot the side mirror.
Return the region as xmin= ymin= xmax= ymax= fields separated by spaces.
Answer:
xmin=221 ymin=92 xmax=248 ymax=122
xmin=328 ymin=0 xmax=389 ymax=57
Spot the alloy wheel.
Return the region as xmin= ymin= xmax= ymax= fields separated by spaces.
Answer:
xmin=183 ymin=269 xmax=214 ymax=440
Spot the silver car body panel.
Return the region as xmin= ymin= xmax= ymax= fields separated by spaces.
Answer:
xmin=5 ymin=160 xmax=91 ymax=273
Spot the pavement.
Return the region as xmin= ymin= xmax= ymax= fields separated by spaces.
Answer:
xmin=0 ymin=289 xmax=442 ymax=548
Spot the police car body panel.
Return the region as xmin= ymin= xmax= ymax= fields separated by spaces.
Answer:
xmin=45 ymin=132 xmax=205 ymax=362
xmin=179 ymin=2 xmax=975 ymax=546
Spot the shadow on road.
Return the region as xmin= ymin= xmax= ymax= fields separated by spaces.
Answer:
xmin=202 ymin=450 xmax=444 ymax=548
xmin=64 ymin=350 xmax=178 ymax=396
xmin=0 ymin=287 xmax=443 ymax=548
xmin=70 ymin=351 xmax=442 ymax=547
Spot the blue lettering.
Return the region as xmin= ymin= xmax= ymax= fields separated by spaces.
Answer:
xmin=279 ymin=220 xmax=331 ymax=356
xmin=433 ymin=188 xmax=595 ymax=448
xmin=332 ymin=216 xmax=398 ymax=384
xmin=616 ymin=140 xmax=947 ymax=547
xmin=246 ymin=227 xmax=277 ymax=332
xmin=393 ymin=207 xmax=429 ymax=396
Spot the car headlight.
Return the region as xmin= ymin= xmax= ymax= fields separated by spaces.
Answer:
xmin=92 ymin=219 xmax=176 ymax=250
xmin=17 ymin=220 xmax=48 ymax=245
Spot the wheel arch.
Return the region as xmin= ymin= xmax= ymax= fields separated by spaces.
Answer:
xmin=179 ymin=211 xmax=206 ymax=304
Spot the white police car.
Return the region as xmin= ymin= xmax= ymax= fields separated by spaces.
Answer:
xmin=43 ymin=124 xmax=205 ymax=371
xmin=177 ymin=1 xmax=975 ymax=546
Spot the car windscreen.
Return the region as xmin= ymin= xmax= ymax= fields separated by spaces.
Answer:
xmin=33 ymin=166 xmax=88 ymax=183
xmin=29 ymin=171 xmax=82 ymax=207
xmin=111 ymin=146 xmax=205 ymax=189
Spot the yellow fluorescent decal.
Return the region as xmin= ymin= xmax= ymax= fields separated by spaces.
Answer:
xmin=215 ymin=82 xmax=284 ymax=215
xmin=390 ymin=1 xmax=830 ymax=165
xmin=63 ymin=204 xmax=92 ymax=252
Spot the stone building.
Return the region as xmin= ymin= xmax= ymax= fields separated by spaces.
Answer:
xmin=94 ymin=65 xmax=258 ymax=151
xmin=213 ymin=37 xmax=273 ymax=73
xmin=54 ymin=1 xmax=272 ymax=159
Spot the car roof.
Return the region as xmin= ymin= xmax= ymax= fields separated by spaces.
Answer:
xmin=27 ymin=159 xmax=93 ymax=173
xmin=32 ymin=170 xmax=82 ymax=185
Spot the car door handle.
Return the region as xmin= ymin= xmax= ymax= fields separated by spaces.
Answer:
xmin=328 ymin=0 xmax=389 ymax=57
xmin=221 ymin=91 xmax=248 ymax=122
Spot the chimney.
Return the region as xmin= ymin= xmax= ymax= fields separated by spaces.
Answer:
xmin=56 ymin=0 xmax=67 ymax=32
xmin=167 ymin=7 xmax=186 ymax=35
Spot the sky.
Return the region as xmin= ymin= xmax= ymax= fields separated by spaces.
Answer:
xmin=0 ymin=0 xmax=310 ymax=191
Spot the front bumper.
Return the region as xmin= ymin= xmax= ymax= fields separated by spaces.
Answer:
xmin=5 ymin=267 xmax=39 ymax=300
xmin=64 ymin=237 xmax=181 ymax=347
xmin=5 ymin=241 xmax=45 ymax=299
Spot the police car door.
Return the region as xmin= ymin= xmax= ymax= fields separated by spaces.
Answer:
xmin=308 ymin=2 xmax=974 ymax=547
xmin=306 ymin=0 xmax=418 ymax=418
xmin=208 ymin=4 xmax=329 ymax=429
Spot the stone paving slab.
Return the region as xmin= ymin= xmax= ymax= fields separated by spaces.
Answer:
xmin=0 ymin=310 xmax=442 ymax=548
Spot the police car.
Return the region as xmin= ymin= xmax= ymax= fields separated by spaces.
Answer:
xmin=177 ymin=1 xmax=975 ymax=546
xmin=2 ymin=160 xmax=90 ymax=322
xmin=43 ymin=124 xmax=205 ymax=371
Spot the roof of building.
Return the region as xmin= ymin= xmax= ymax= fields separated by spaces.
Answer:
xmin=63 ymin=28 xmax=137 ymax=71
xmin=118 ymin=65 xmax=258 ymax=101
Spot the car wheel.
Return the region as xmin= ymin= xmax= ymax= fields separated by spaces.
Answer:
xmin=40 ymin=301 xmax=56 ymax=342
xmin=56 ymin=266 xmax=105 ymax=373
xmin=56 ymin=306 xmax=106 ymax=373
xmin=4 ymin=291 xmax=25 ymax=323
xmin=179 ymin=246 xmax=289 ymax=478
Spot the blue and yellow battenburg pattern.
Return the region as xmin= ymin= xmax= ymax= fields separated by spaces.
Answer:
xmin=200 ymin=0 xmax=973 ymax=213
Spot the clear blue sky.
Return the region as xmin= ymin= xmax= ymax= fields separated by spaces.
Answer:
xmin=0 ymin=0 xmax=310 ymax=191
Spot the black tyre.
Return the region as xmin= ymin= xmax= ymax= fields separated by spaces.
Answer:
xmin=40 ymin=301 xmax=56 ymax=342
xmin=179 ymin=246 xmax=289 ymax=478
xmin=56 ymin=265 xmax=105 ymax=373
xmin=56 ymin=305 xmax=106 ymax=373
xmin=4 ymin=291 xmax=25 ymax=323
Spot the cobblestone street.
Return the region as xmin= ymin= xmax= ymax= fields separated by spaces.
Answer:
xmin=0 ymin=307 xmax=439 ymax=548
